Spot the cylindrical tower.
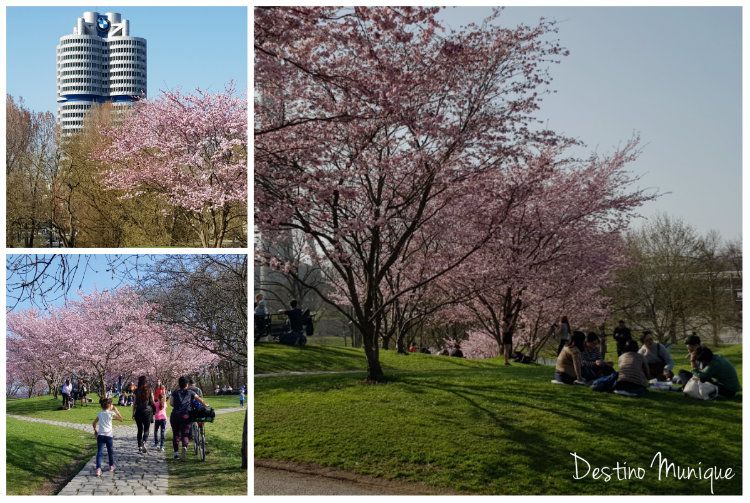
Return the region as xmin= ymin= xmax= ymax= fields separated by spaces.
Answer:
xmin=57 ymin=11 xmax=147 ymax=134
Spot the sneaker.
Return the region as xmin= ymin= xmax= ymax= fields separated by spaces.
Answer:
xmin=173 ymin=452 xmax=179 ymax=460
xmin=152 ymin=442 xmax=159 ymax=448
xmin=109 ymin=466 xmax=115 ymax=472
xmin=142 ymin=446 xmax=148 ymax=453
xmin=95 ymin=468 xmax=102 ymax=476
xmin=181 ymin=446 xmax=187 ymax=461
xmin=160 ymin=446 xmax=165 ymax=451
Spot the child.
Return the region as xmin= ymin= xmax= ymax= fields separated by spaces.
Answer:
xmin=152 ymin=392 xmax=168 ymax=451
xmin=92 ymin=397 xmax=123 ymax=476
xmin=239 ymin=390 xmax=245 ymax=408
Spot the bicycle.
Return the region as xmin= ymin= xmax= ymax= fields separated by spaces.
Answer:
xmin=191 ymin=421 xmax=206 ymax=461
xmin=188 ymin=406 xmax=215 ymax=462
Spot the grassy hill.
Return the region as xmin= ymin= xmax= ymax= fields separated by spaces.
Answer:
xmin=254 ymin=342 xmax=742 ymax=495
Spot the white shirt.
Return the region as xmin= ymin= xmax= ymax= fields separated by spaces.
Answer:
xmin=97 ymin=410 xmax=115 ymax=437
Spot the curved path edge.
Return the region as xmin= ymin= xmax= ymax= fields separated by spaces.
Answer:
xmin=254 ymin=458 xmax=461 ymax=495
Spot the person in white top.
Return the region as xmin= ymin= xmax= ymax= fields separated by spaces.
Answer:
xmin=61 ymin=378 xmax=73 ymax=410
xmin=92 ymin=397 xmax=123 ymax=476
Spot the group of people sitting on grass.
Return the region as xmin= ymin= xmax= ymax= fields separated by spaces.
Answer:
xmin=554 ymin=330 xmax=741 ymax=398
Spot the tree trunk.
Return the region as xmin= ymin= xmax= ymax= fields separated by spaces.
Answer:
xmin=713 ymin=322 xmax=720 ymax=346
xmin=241 ymin=409 xmax=248 ymax=469
xmin=396 ymin=329 xmax=408 ymax=354
xmin=361 ymin=325 xmax=385 ymax=382
xmin=98 ymin=375 xmax=106 ymax=400
xmin=381 ymin=335 xmax=390 ymax=350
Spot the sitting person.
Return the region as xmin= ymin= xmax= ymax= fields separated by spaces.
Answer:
xmin=675 ymin=334 xmax=702 ymax=385
xmin=637 ymin=331 xmax=675 ymax=381
xmin=581 ymin=332 xmax=615 ymax=381
xmin=118 ymin=393 xmax=127 ymax=407
xmin=554 ymin=331 xmax=586 ymax=384
xmin=616 ymin=339 xmax=650 ymax=396
xmin=125 ymin=392 xmax=134 ymax=406
xmin=684 ymin=345 xmax=741 ymax=398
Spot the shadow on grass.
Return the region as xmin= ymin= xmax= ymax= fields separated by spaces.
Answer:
xmin=255 ymin=343 xmax=367 ymax=373
xmin=7 ymin=396 xmax=65 ymax=415
xmin=6 ymin=434 xmax=94 ymax=495
xmin=254 ymin=345 xmax=742 ymax=494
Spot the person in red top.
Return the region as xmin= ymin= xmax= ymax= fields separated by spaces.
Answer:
xmin=153 ymin=379 xmax=166 ymax=403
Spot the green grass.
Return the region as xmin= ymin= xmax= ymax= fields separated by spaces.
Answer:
xmin=199 ymin=394 xmax=246 ymax=410
xmin=254 ymin=342 xmax=501 ymax=374
xmin=254 ymin=343 xmax=742 ymax=495
xmin=6 ymin=417 xmax=96 ymax=495
xmin=7 ymin=395 xmax=137 ymax=426
xmin=6 ymin=394 xmax=243 ymax=426
xmin=165 ymin=410 xmax=248 ymax=494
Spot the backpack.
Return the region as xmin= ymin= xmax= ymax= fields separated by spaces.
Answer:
xmin=591 ymin=372 xmax=619 ymax=392
xmin=189 ymin=406 xmax=215 ymax=423
xmin=683 ymin=377 xmax=718 ymax=400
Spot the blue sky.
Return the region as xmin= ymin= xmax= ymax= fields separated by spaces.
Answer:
xmin=440 ymin=6 xmax=742 ymax=241
xmin=4 ymin=5 xmax=742 ymax=241
xmin=6 ymin=6 xmax=248 ymax=113
xmin=6 ymin=254 xmax=155 ymax=313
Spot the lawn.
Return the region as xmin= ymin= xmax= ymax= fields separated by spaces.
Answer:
xmin=6 ymin=394 xmax=247 ymax=495
xmin=6 ymin=393 xmax=243 ymax=426
xmin=6 ymin=417 xmax=96 ymax=495
xmin=254 ymin=342 xmax=742 ymax=495
xmin=165 ymin=409 xmax=248 ymax=494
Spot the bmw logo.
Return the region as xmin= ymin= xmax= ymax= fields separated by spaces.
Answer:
xmin=97 ymin=16 xmax=110 ymax=31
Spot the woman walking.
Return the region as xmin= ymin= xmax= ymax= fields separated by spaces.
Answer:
xmin=170 ymin=376 xmax=210 ymax=461
xmin=132 ymin=375 xmax=155 ymax=453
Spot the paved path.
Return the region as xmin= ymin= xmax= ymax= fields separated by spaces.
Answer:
xmin=9 ymin=407 xmax=246 ymax=496
xmin=255 ymin=465 xmax=385 ymax=495
xmin=256 ymin=362 xmax=557 ymax=380
xmin=254 ymin=459 xmax=457 ymax=495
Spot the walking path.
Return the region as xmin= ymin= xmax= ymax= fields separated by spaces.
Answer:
xmin=255 ymin=458 xmax=459 ymax=495
xmin=255 ymin=362 xmax=557 ymax=379
xmin=9 ymin=406 xmax=246 ymax=496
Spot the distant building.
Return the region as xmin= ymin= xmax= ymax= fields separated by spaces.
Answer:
xmin=57 ymin=11 xmax=147 ymax=134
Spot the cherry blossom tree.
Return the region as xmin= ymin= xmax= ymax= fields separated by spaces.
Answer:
xmin=7 ymin=307 xmax=71 ymax=399
xmin=461 ymin=331 xmax=502 ymax=360
xmin=442 ymin=141 xmax=653 ymax=356
xmin=96 ymin=83 xmax=247 ymax=247
xmin=256 ymin=6 xmax=571 ymax=381
xmin=7 ymin=287 xmax=218 ymax=397
xmin=6 ymin=342 xmax=47 ymax=398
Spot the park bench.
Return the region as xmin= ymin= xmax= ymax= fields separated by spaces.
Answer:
xmin=254 ymin=311 xmax=317 ymax=344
